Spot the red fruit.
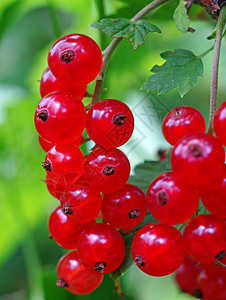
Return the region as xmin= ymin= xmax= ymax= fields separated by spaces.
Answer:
xmin=84 ymin=148 xmax=130 ymax=193
xmin=183 ymin=214 xmax=226 ymax=263
xmin=48 ymin=207 xmax=85 ymax=249
xmin=102 ymin=184 xmax=147 ymax=229
xmin=171 ymin=132 xmax=225 ymax=186
xmin=38 ymin=135 xmax=82 ymax=153
xmin=131 ymin=223 xmax=186 ymax=276
xmin=86 ymin=99 xmax=134 ymax=148
xmin=77 ymin=222 xmax=125 ymax=273
xmin=214 ymin=101 xmax=226 ymax=146
xmin=48 ymin=33 xmax=102 ymax=85
xmin=162 ymin=106 xmax=206 ymax=145
xmin=34 ymin=91 xmax=86 ymax=144
xmin=60 ymin=179 xmax=102 ymax=223
xmin=40 ymin=67 xmax=87 ymax=100
xmin=42 ymin=144 xmax=85 ymax=185
xmin=200 ymin=166 xmax=226 ymax=218
xmin=146 ymin=172 xmax=199 ymax=225
xmin=56 ymin=251 xmax=103 ymax=295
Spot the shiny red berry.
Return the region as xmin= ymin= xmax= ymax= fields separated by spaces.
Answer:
xmin=48 ymin=33 xmax=102 ymax=85
xmin=171 ymin=132 xmax=225 ymax=186
xmin=162 ymin=106 xmax=206 ymax=145
xmin=102 ymin=184 xmax=147 ymax=229
xmin=86 ymin=99 xmax=134 ymax=148
xmin=84 ymin=148 xmax=130 ymax=193
xmin=146 ymin=172 xmax=199 ymax=224
xmin=77 ymin=222 xmax=125 ymax=274
xmin=131 ymin=223 xmax=186 ymax=276
xmin=42 ymin=144 xmax=85 ymax=185
xmin=40 ymin=67 xmax=87 ymax=100
xmin=183 ymin=214 xmax=226 ymax=263
xmin=34 ymin=91 xmax=86 ymax=144
xmin=38 ymin=135 xmax=82 ymax=153
xmin=56 ymin=251 xmax=103 ymax=295
xmin=214 ymin=101 xmax=226 ymax=146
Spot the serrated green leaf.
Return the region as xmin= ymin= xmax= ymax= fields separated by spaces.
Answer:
xmin=173 ymin=0 xmax=190 ymax=34
xmin=91 ymin=18 xmax=161 ymax=49
xmin=142 ymin=49 xmax=204 ymax=97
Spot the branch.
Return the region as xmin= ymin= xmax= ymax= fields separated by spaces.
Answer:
xmin=91 ymin=0 xmax=171 ymax=106
xmin=208 ymin=6 xmax=226 ymax=134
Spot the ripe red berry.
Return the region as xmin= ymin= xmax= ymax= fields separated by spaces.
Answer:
xmin=56 ymin=251 xmax=103 ymax=295
xmin=48 ymin=207 xmax=85 ymax=249
xmin=146 ymin=172 xmax=199 ymax=225
xmin=214 ymin=101 xmax=226 ymax=146
xmin=40 ymin=67 xmax=87 ymax=100
xmin=34 ymin=91 xmax=86 ymax=144
xmin=84 ymin=148 xmax=130 ymax=193
xmin=102 ymin=184 xmax=147 ymax=229
xmin=131 ymin=223 xmax=186 ymax=276
xmin=86 ymin=99 xmax=134 ymax=148
xmin=38 ymin=135 xmax=82 ymax=153
xmin=42 ymin=144 xmax=85 ymax=185
xmin=171 ymin=132 xmax=225 ymax=186
xmin=162 ymin=106 xmax=206 ymax=145
xmin=200 ymin=166 xmax=226 ymax=218
xmin=77 ymin=222 xmax=125 ymax=274
xmin=183 ymin=214 xmax=226 ymax=263
xmin=60 ymin=179 xmax=102 ymax=223
xmin=48 ymin=33 xmax=102 ymax=85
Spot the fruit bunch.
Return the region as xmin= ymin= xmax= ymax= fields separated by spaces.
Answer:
xmin=34 ymin=32 xmax=226 ymax=297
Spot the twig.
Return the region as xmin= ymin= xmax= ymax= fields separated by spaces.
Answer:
xmin=114 ymin=278 xmax=126 ymax=299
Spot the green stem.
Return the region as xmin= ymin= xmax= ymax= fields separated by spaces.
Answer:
xmin=198 ymin=45 xmax=214 ymax=59
xmin=46 ymin=0 xmax=62 ymax=38
xmin=95 ymin=0 xmax=107 ymax=49
xmin=208 ymin=6 xmax=226 ymax=134
xmin=91 ymin=0 xmax=171 ymax=105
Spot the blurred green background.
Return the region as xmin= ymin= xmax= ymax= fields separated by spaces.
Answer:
xmin=0 ymin=0 xmax=225 ymax=299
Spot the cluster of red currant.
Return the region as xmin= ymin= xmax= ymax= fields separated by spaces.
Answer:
xmin=34 ymin=31 xmax=226 ymax=298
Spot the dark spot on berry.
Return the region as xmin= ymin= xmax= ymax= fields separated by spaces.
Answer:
xmin=128 ymin=209 xmax=140 ymax=219
xmin=188 ymin=144 xmax=202 ymax=157
xmin=172 ymin=107 xmax=184 ymax=117
xmin=95 ymin=261 xmax=106 ymax=273
xmin=60 ymin=50 xmax=74 ymax=64
xmin=62 ymin=203 xmax=73 ymax=215
xmin=56 ymin=277 xmax=69 ymax=288
xmin=103 ymin=165 xmax=115 ymax=176
xmin=113 ymin=113 xmax=126 ymax=126
xmin=42 ymin=159 xmax=52 ymax=171
xmin=215 ymin=250 xmax=226 ymax=260
xmin=48 ymin=234 xmax=53 ymax=239
xmin=157 ymin=191 xmax=168 ymax=205
xmin=37 ymin=108 xmax=48 ymax=122
xmin=192 ymin=288 xmax=203 ymax=298
xmin=134 ymin=256 xmax=145 ymax=266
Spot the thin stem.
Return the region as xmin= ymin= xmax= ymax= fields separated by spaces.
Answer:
xmin=95 ymin=0 xmax=107 ymax=49
xmin=91 ymin=0 xmax=171 ymax=106
xmin=198 ymin=45 xmax=214 ymax=59
xmin=46 ymin=0 xmax=62 ymax=38
xmin=114 ymin=278 xmax=126 ymax=299
xmin=208 ymin=7 xmax=226 ymax=134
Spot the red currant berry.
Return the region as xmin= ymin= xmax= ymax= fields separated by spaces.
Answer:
xmin=42 ymin=144 xmax=85 ymax=185
xmin=60 ymin=179 xmax=102 ymax=223
xmin=56 ymin=251 xmax=103 ymax=295
xmin=214 ymin=101 xmax=226 ymax=146
xmin=86 ymin=99 xmax=134 ymax=148
xmin=131 ymin=223 xmax=185 ymax=276
xmin=175 ymin=256 xmax=203 ymax=298
xmin=84 ymin=148 xmax=130 ymax=193
xmin=200 ymin=166 xmax=226 ymax=218
xmin=102 ymin=184 xmax=147 ymax=229
xmin=38 ymin=135 xmax=82 ymax=153
xmin=34 ymin=91 xmax=86 ymax=144
xmin=48 ymin=34 xmax=102 ymax=85
xmin=48 ymin=207 xmax=85 ymax=249
xmin=171 ymin=132 xmax=225 ymax=186
xmin=146 ymin=172 xmax=199 ymax=225
xmin=77 ymin=222 xmax=125 ymax=273
xmin=183 ymin=214 xmax=226 ymax=263
xmin=40 ymin=67 xmax=87 ymax=100
xmin=162 ymin=106 xmax=206 ymax=145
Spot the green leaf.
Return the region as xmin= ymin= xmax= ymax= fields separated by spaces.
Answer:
xmin=207 ymin=30 xmax=216 ymax=40
xmin=142 ymin=49 xmax=204 ymax=97
xmin=173 ymin=0 xmax=190 ymax=34
xmin=91 ymin=18 xmax=161 ymax=49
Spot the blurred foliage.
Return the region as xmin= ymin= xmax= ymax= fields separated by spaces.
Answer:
xmin=0 ymin=0 xmax=225 ymax=299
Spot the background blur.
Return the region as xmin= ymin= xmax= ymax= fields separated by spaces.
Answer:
xmin=0 ymin=0 xmax=225 ymax=299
